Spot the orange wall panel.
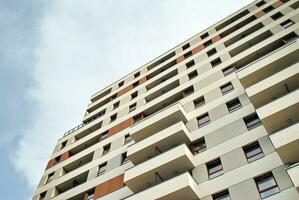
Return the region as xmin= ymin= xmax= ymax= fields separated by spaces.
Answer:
xmin=176 ymin=55 xmax=185 ymax=63
xmin=108 ymin=118 xmax=134 ymax=136
xmin=46 ymin=159 xmax=56 ymax=169
xmin=60 ymin=151 xmax=71 ymax=162
xmin=138 ymin=76 xmax=148 ymax=85
xmin=255 ymin=11 xmax=265 ymax=18
xmin=94 ymin=174 xmax=125 ymax=199
xmin=212 ymin=35 xmax=221 ymax=43
xmin=272 ymin=1 xmax=284 ymax=8
xmin=117 ymin=85 xmax=133 ymax=97
xmin=191 ymin=44 xmax=205 ymax=55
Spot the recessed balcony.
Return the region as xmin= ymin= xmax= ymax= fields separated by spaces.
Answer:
xmin=130 ymin=103 xmax=188 ymax=142
xmin=270 ymin=122 xmax=299 ymax=164
xmin=287 ymin=162 xmax=299 ymax=192
xmin=124 ymin=144 xmax=195 ymax=193
xmin=125 ymin=172 xmax=200 ymax=200
xmin=128 ymin=121 xmax=191 ymax=165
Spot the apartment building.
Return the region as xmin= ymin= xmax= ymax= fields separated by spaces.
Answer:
xmin=33 ymin=0 xmax=299 ymax=199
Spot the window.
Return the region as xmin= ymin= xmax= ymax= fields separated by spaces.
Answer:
xmin=86 ymin=191 xmax=94 ymax=200
xmin=207 ymin=48 xmax=217 ymax=57
xmin=220 ymin=82 xmax=234 ymax=95
xmin=113 ymin=102 xmax=119 ymax=110
xmin=183 ymin=86 xmax=194 ymax=97
xmin=201 ymin=32 xmax=209 ymax=40
xmin=222 ymin=65 xmax=235 ymax=76
xmin=118 ymin=81 xmax=124 ymax=88
xmin=38 ymin=191 xmax=46 ymax=200
xmin=98 ymin=162 xmax=107 ymax=176
xmin=211 ymin=57 xmax=222 ymax=67
xmin=204 ymin=39 xmax=212 ymax=47
xmin=134 ymin=71 xmax=140 ymax=78
xmin=102 ymin=144 xmax=110 ymax=156
xmin=122 ymin=153 xmax=129 ymax=164
xmin=243 ymin=142 xmax=264 ymax=163
xmin=255 ymin=173 xmax=280 ymax=198
xmin=271 ymin=12 xmax=283 ymax=20
xmin=213 ymin=190 xmax=231 ymax=200
xmin=263 ymin=6 xmax=274 ymax=13
xmin=226 ymin=98 xmax=241 ymax=112
xmin=280 ymin=19 xmax=295 ymax=29
xmin=186 ymin=60 xmax=195 ymax=69
xmin=110 ymin=94 xmax=117 ymax=101
xmin=256 ymin=1 xmax=266 ymax=7
xmin=124 ymin=134 xmax=132 ymax=144
xmin=132 ymin=81 xmax=139 ymax=88
xmin=188 ymin=70 xmax=198 ymax=80
xmin=193 ymin=96 xmax=205 ymax=108
xmin=55 ymin=155 xmax=61 ymax=164
xmin=207 ymin=158 xmax=223 ymax=179
xmin=110 ymin=114 xmax=117 ymax=122
xmin=184 ymin=51 xmax=193 ymax=59
xmin=182 ymin=43 xmax=190 ymax=50
xmin=191 ymin=138 xmax=206 ymax=155
xmin=60 ymin=141 xmax=67 ymax=150
xmin=197 ymin=113 xmax=210 ymax=128
xmin=131 ymin=91 xmax=138 ymax=99
xmin=129 ymin=103 xmax=137 ymax=112
xmin=244 ymin=113 xmax=261 ymax=130
xmin=100 ymin=131 xmax=109 ymax=140
xmin=45 ymin=172 xmax=54 ymax=184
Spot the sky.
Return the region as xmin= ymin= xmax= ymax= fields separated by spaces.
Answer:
xmin=0 ymin=0 xmax=253 ymax=199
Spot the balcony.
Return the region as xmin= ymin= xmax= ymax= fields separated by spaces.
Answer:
xmin=130 ymin=103 xmax=188 ymax=142
xmin=270 ymin=122 xmax=299 ymax=164
xmin=287 ymin=162 xmax=299 ymax=192
xmin=256 ymin=89 xmax=299 ymax=134
xmin=124 ymin=144 xmax=195 ymax=193
xmin=125 ymin=172 xmax=199 ymax=200
xmin=237 ymin=41 xmax=299 ymax=88
xmin=128 ymin=122 xmax=191 ymax=165
xmin=246 ymin=63 xmax=299 ymax=108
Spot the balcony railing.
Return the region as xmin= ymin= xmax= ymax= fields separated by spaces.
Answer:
xmin=236 ymin=39 xmax=297 ymax=73
xmin=62 ymin=123 xmax=85 ymax=138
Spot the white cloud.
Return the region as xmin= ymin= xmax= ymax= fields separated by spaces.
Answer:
xmin=11 ymin=0 xmax=252 ymax=194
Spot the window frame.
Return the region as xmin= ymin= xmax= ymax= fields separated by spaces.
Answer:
xmin=98 ymin=162 xmax=107 ymax=176
xmin=186 ymin=60 xmax=195 ymax=69
xmin=244 ymin=113 xmax=261 ymax=130
xmin=243 ymin=141 xmax=264 ymax=163
xmin=222 ymin=65 xmax=236 ymax=76
xmin=191 ymin=138 xmax=206 ymax=155
xmin=197 ymin=113 xmax=210 ymax=128
xmin=102 ymin=144 xmax=111 ymax=156
xmin=188 ymin=70 xmax=198 ymax=80
xmin=226 ymin=98 xmax=242 ymax=112
xmin=207 ymin=158 xmax=224 ymax=179
xmin=212 ymin=189 xmax=231 ymax=200
xmin=220 ymin=82 xmax=234 ymax=95
xmin=255 ymin=173 xmax=280 ymax=199
xmin=193 ymin=96 xmax=205 ymax=108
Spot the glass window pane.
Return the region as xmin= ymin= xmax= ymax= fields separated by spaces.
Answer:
xmin=260 ymin=187 xmax=279 ymax=198
xmin=258 ymin=176 xmax=276 ymax=191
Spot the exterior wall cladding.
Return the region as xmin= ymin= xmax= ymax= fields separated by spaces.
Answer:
xmin=33 ymin=0 xmax=299 ymax=199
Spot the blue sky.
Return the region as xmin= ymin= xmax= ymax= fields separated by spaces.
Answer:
xmin=0 ymin=0 xmax=252 ymax=199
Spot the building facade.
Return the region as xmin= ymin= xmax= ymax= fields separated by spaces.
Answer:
xmin=33 ymin=0 xmax=299 ymax=199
